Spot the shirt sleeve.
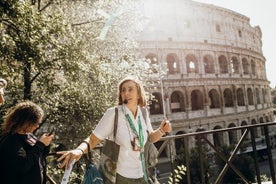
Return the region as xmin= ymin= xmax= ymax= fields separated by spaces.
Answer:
xmin=93 ymin=107 xmax=116 ymax=140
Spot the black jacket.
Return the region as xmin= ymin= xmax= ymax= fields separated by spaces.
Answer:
xmin=0 ymin=133 xmax=49 ymax=184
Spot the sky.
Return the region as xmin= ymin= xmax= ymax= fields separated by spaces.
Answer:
xmin=193 ymin=0 xmax=276 ymax=88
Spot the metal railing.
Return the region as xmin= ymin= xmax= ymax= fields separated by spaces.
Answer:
xmin=158 ymin=121 xmax=276 ymax=184
xmin=46 ymin=121 xmax=276 ymax=184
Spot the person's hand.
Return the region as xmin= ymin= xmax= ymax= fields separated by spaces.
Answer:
xmin=160 ymin=117 xmax=172 ymax=134
xmin=39 ymin=133 xmax=54 ymax=146
xmin=56 ymin=149 xmax=83 ymax=169
xmin=0 ymin=93 xmax=4 ymax=105
xmin=0 ymin=79 xmax=7 ymax=105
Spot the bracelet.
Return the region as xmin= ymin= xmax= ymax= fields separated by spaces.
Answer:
xmin=158 ymin=128 xmax=165 ymax=135
xmin=76 ymin=148 xmax=84 ymax=155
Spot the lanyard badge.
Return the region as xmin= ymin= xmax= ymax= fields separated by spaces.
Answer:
xmin=125 ymin=114 xmax=144 ymax=152
xmin=131 ymin=136 xmax=141 ymax=151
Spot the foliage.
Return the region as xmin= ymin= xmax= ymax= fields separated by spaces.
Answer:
xmin=189 ymin=147 xmax=213 ymax=184
xmin=0 ymin=0 xmax=154 ymax=183
xmin=168 ymin=164 xmax=186 ymax=184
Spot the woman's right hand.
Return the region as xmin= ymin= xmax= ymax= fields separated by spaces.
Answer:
xmin=56 ymin=149 xmax=83 ymax=169
xmin=39 ymin=133 xmax=54 ymax=146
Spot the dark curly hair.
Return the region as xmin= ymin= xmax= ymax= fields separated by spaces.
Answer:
xmin=1 ymin=101 xmax=44 ymax=135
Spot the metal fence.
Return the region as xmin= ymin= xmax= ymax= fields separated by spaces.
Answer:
xmin=158 ymin=121 xmax=276 ymax=184
xmin=46 ymin=121 xmax=276 ymax=184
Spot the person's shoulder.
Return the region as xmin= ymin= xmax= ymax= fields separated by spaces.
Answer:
xmin=105 ymin=106 xmax=122 ymax=114
xmin=106 ymin=105 xmax=122 ymax=111
xmin=0 ymin=134 xmax=19 ymax=146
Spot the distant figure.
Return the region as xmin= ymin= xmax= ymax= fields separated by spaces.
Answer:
xmin=0 ymin=78 xmax=7 ymax=105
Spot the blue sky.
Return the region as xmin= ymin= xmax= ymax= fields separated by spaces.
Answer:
xmin=194 ymin=0 xmax=276 ymax=88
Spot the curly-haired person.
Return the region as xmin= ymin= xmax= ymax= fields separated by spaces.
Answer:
xmin=0 ymin=101 xmax=54 ymax=184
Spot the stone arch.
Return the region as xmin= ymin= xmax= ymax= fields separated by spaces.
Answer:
xmin=208 ymin=89 xmax=220 ymax=108
xmin=186 ymin=54 xmax=198 ymax=73
xmin=203 ymin=54 xmax=215 ymax=73
xmin=255 ymin=88 xmax=260 ymax=104
xmin=251 ymin=59 xmax=256 ymax=76
xmin=218 ymin=55 xmax=228 ymax=73
xmin=213 ymin=125 xmax=224 ymax=147
xmin=251 ymin=119 xmax=258 ymax=137
xmin=242 ymin=57 xmax=249 ymax=75
xmin=241 ymin=121 xmax=249 ymax=140
xmin=260 ymin=117 xmax=265 ymax=136
xmin=175 ymin=131 xmax=186 ymax=154
xmin=223 ymin=88 xmax=234 ymax=107
xmin=145 ymin=53 xmax=158 ymax=73
xmin=149 ymin=92 xmax=163 ymax=115
xmin=191 ymin=89 xmax=204 ymax=110
xmin=228 ymin=123 xmax=238 ymax=145
xmin=170 ymin=91 xmax=185 ymax=112
xmin=231 ymin=56 xmax=239 ymax=74
xmin=262 ymin=88 xmax=266 ymax=103
xmin=247 ymin=88 xmax=254 ymax=105
xmin=145 ymin=53 xmax=158 ymax=64
xmin=237 ymin=88 xmax=245 ymax=106
xmin=167 ymin=53 xmax=180 ymax=74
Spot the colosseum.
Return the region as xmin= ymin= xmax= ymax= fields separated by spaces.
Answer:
xmin=135 ymin=0 xmax=275 ymax=154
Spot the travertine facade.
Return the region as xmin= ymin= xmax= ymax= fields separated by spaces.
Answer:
xmin=136 ymin=0 xmax=274 ymax=152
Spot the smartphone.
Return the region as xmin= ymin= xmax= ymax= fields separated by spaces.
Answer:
xmin=48 ymin=127 xmax=56 ymax=136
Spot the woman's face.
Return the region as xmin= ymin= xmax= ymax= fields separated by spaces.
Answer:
xmin=121 ymin=81 xmax=139 ymax=106
xmin=19 ymin=118 xmax=42 ymax=134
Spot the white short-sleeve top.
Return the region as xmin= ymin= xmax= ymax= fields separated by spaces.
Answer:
xmin=93 ymin=105 xmax=153 ymax=179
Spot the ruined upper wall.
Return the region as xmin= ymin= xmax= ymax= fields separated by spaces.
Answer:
xmin=137 ymin=0 xmax=263 ymax=53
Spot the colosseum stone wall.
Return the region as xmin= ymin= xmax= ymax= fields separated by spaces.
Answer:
xmin=136 ymin=0 xmax=274 ymax=151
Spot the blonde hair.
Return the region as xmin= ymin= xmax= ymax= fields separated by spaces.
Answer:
xmin=117 ymin=76 xmax=147 ymax=107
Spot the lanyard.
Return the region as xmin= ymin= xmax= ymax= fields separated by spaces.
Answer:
xmin=125 ymin=113 xmax=149 ymax=183
xmin=125 ymin=114 xmax=144 ymax=149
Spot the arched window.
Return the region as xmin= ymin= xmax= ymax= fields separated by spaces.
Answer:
xmin=255 ymin=88 xmax=260 ymax=104
xmin=237 ymin=88 xmax=245 ymax=106
xmin=242 ymin=58 xmax=249 ymax=75
xmin=251 ymin=119 xmax=258 ymax=137
xmin=191 ymin=90 xmax=203 ymax=110
xmin=262 ymin=88 xmax=266 ymax=103
xmin=213 ymin=126 xmax=223 ymax=147
xmin=167 ymin=54 xmax=180 ymax=74
xmin=247 ymin=88 xmax=254 ymax=105
xmin=228 ymin=123 xmax=237 ymax=145
xmin=145 ymin=53 xmax=158 ymax=73
xmin=241 ymin=121 xmax=249 ymax=140
xmin=218 ymin=55 xmax=228 ymax=73
xmin=149 ymin=92 xmax=163 ymax=115
xmin=175 ymin=131 xmax=186 ymax=154
xmin=186 ymin=54 xmax=198 ymax=73
xmin=203 ymin=55 xmax=215 ymax=73
xmin=251 ymin=59 xmax=256 ymax=75
xmin=208 ymin=89 xmax=220 ymax=108
xmin=170 ymin=91 xmax=185 ymax=112
xmin=224 ymin=88 xmax=234 ymax=107
xmin=231 ymin=56 xmax=239 ymax=74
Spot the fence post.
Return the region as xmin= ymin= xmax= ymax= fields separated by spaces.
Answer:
xmin=264 ymin=125 xmax=276 ymax=183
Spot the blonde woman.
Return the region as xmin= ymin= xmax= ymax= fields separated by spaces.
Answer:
xmin=57 ymin=76 xmax=171 ymax=184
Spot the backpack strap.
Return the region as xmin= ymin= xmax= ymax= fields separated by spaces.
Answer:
xmin=113 ymin=107 xmax=118 ymax=140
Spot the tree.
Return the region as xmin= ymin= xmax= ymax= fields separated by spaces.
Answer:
xmin=0 ymin=0 xmax=149 ymax=142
